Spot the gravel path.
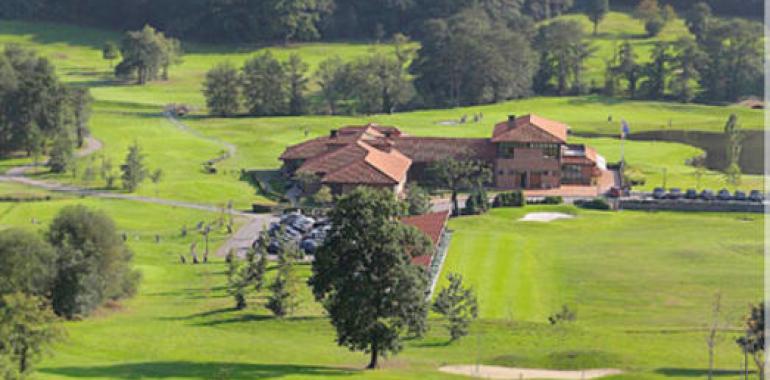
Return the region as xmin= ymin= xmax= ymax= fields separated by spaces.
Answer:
xmin=163 ymin=111 xmax=237 ymax=159
xmin=439 ymin=365 xmax=623 ymax=380
xmin=0 ymin=123 xmax=272 ymax=257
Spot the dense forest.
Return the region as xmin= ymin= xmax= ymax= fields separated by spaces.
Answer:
xmin=0 ymin=0 xmax=762 ymax=44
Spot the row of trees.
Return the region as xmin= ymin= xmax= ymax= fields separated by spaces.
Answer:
xmin=4 ymin=0 xmax=760 ymax=44
xmin=0 ymin=0 xmax=586 ymax=45
xmin=201 ymin=2 xmax=761 ymax=115
xmin=204 ymin=40 xmax=414 ymax=117
xmin=0 ymin=45 xmax=92 ymax=167
xmin=0 ymin=205 xmax=140 ymax=377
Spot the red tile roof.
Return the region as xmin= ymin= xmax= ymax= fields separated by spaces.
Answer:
xmin=492 ymin=114 xmax=569 ymax=143
xmin=400 ymin=210 xmax=450 ymax=247
xmin=401 ymin=210 xmax=450 ymax=268
xmin=410 ymin=255 xmax=433 ymax=267
xmin=338 ymin=123 xmax=403 ymax=137
xmin=390 ymin=137 xmax=497 ymax=163
xmin=280 ymin=138 xmax=334 ymax=160
xmin=297 ymin=141 xmax=411 ymax=185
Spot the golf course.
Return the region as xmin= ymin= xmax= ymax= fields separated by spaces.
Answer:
xmin=0 ymin=6 xmax=764 ymax=380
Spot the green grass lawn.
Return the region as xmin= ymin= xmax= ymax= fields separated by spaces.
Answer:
xmin=0 ymin=196 xmax=761 ymax=379
xmin=0 ymin=17 xmax=763 ymax=205
xmin=0 ymin=16 xmax=764 ymax=380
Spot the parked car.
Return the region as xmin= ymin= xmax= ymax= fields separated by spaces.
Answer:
xmin=717 ymin=189 xmax=732 ymax=201
xmin=666 ymin=188 xmax=682 ymax=199
xmin=733 ymin=191 xmax=747 ymax=201
xmin=700 ymin=190 xmax=715 ymax=201
xmin=749 ymin=190 xmax=764 ymax=203
xmin=652 ymin=187 xmax=666 ymax=199
xmin=300 ymin=239 xmax=319 ymax=254
xmin=684 ymin=189 xmax=698 ymax=200
xmin=291 ymin=217 xmax=315 ymax=233
xmin=607 ymin=187 xmax=622 ymax=198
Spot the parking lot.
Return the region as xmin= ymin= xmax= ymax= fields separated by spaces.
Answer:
xmin=255 ymin=212 xmax=330 ymax=256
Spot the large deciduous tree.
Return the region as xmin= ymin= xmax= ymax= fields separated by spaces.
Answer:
xmin=669 ymin=37 xmax=703 ymax=103
xmin=639 ymin=42 xmax=669 ymax=100
xmin=309 ymin=188 xmax=431 ymax=369
xmin=47 ymin=205 xmax=140 ymax=318
xmin=0 ymin=45 xmax=77 ymax=158
xmin=203 ymin=62 xmax=241 ymax=117
xmin=241 ymin=52 xmax=288 ymax=116
xmin=534 ymin=20 xmax=591 ymax=96
xmin=684 ymin=2 xmax=711 ymax=43
xmin=284 ymin=53 xmax=309 ymax=116
xmin=697 ymin=18 xmax=762 ymax=102
xmin=316 ymin=56 xmax=347 ymax=115
xmin=429 ymin=158 xmax=491 ymax=216
xmin=410 ymin=8 xmax=537 ymax=107
xmin=115 ymin=25 xmax=182 ymax=85
xmin=273 ymin=0 xmax=334 ymax=43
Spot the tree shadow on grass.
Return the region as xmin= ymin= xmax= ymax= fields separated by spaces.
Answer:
xmin=157 ymin=307 xmax=237 ymax=321
xmin=41 ymin=361 xmax=357 ymax=379
xmin=655 ymin=368 xmax=753 ymax=377
xmin=195 ymin=314 xmax=323 ymax=327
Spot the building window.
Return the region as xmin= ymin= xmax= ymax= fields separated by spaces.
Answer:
xmin=562 ymin=165 xmax=582 ymax=179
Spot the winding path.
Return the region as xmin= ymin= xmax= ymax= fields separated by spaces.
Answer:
xmin=0 ymin=120 xmax=274 ymax=257
xmin=163 ymin=111 xmax=237 ymax=159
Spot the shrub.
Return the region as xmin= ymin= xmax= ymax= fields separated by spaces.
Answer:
xmin=492 ymin=190 xmax=524 ymax=208
xmin=529 ymin=196 xmax=563 ymax=205
xmin=624 ymin=168 xmax=646 ymax=186
xmin=575 ymin=197 xmax=611 ymax=210
xmin=645 ymin=17 xmax=665 ymax=37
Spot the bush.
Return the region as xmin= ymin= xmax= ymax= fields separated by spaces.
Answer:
xmin=528 ymin=196 xmax=563 ymax=205
xmin=464 ymin=188 xmax=490 ymax=215
xmin=623 ymin=168 xmax=646 ymax=186
xmin=645 ymin=17 xmax=665 ymax=36
xmin=575 ymin=197 xmax=611 ymax=210
xmin=492 ymin=191 xmax=524 ymax=208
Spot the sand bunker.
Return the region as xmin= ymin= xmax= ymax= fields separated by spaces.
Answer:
xmin=439 ymin=365 xmax=623 ymax=380
xmin=519 ymin=212 xmax=575 ymax=222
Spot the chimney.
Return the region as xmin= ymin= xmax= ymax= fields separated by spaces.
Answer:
xmin=507 ymin=115 xmax=516 ymax=128
xmin=330 ymin=129 xmax=338 ymax=138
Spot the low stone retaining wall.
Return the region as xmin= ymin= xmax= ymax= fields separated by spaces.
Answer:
xmin=619 ymin=199 xmax=764 ymax=213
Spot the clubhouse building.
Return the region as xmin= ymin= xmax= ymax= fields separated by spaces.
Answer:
xmin=279 ymin=114 xmax=611 ymax=196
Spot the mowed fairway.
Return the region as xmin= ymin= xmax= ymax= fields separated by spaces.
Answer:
xmin=0 ymin=12 xmax=764 ymax=380
xmin=0 ymin=18 xmax=764 ymax=202
xmin=0 ymin=190 xmax=761 ymax=380
xmin=443 ymin=206 xmax=762 ymax=325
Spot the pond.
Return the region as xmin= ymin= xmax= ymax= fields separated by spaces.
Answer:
xmin=576 ymin=130 xmax=764 ymax=175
